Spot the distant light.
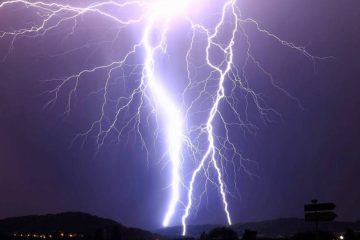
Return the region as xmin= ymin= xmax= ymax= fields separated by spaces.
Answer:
xmin=340 ymin=235 xmax=344 ymax=240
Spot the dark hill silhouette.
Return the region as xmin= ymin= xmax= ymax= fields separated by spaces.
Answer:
xmin=0 ymin=212 xmax=118 ymax=235
xmin=157 ymin=218 xmax=360 ymax=237
xmin=0 ymin=212 xmax=164 ymax=240
xmin=2 ymin=213 xmax=360 ymax=239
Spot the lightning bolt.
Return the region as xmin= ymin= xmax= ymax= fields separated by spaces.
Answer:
xmin=141 ymin=8 xmax=184 ymax=228
xmin=0 ymin=0 xmax=324 ymax=236
xmin=182 ymin=1 xmax=237 ymax=234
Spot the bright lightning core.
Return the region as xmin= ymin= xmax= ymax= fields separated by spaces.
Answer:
xmin=0 ymin=0 xmax=321 ymax=236
xmin=152 ymin=0 xmax=188 ymax=17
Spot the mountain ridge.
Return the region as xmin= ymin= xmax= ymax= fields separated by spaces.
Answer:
xmin=1 ymin=212 xmax=360 ymax=238
xmin=0 ymin=212 xmax=164 ymax=240
xmin=157 ymin=218 xmax=360 ymax=237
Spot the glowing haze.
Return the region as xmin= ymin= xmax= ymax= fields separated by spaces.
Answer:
xmin=0 ymin=0 xmax=320 ymax=235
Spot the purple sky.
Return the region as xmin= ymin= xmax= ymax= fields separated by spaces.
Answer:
xmin=0 ymin=0 xmax=360 ymax=230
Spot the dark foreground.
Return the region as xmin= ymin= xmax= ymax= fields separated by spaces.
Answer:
xmin=0 ymin=212 xmax=359 ymax=240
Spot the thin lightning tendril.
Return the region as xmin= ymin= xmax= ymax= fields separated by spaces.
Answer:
xmin=0 ymin=0 xmax=323 ymax=236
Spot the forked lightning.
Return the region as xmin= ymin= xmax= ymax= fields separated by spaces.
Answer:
xmin=0 ymin=0 xmax=320 ymax=235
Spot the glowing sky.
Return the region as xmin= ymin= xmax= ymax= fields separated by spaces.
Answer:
xmin=0 ymin=0 xmax=359 ymax=232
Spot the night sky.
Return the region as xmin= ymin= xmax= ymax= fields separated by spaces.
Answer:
xmin=0 ymin=0 xmax=360 ymax=231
